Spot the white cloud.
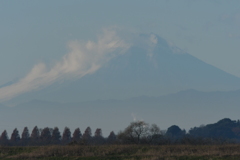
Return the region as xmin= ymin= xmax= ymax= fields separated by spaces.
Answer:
xmin=0 ymin=29 xmax=130 ymax=102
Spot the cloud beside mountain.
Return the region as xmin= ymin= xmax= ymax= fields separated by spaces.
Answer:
xmin=0 ymin=29 xmax=129 ymax=102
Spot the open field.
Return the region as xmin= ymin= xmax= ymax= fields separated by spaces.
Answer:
xmin=0 ymin=145 xmax=240 ymax=160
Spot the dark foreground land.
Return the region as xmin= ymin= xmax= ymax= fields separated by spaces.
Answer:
xmin=1 ymin=145 xmax=240 ymax=160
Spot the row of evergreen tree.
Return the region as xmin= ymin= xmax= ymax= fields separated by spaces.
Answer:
xmin=0 ymin=126 xmax=116 ymax=146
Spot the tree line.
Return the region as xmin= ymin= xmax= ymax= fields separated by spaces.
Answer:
xmin=116 ymin=118 xmax=240 ymax=145
xmin=0 ymin=126 xmax=117 ymax=146
xmin=1 ymin=118 xmax=240 ymax=146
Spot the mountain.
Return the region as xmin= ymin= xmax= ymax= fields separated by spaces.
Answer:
xmin=1 ymin=89 xmax=240 ymax=136
xmin=5 ymin=34 xmax=240 ymax=104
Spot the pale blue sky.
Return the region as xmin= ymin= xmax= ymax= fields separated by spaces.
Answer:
xmin=0 ymin=0 xmax=240 ymax=86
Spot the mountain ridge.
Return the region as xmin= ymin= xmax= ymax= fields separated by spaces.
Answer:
xmin=8 ymin=88 xmax=240 ymax=109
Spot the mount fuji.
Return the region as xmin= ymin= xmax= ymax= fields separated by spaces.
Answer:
xmin=5 ymin=34 xmax=240 ymax=104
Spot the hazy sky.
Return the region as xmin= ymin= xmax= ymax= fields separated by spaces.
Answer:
xmin=1 ymin=0 xmax=240 ymax=86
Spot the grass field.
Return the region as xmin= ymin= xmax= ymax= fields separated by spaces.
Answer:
xmin=0 ymin=145 xmax=240 ymax=160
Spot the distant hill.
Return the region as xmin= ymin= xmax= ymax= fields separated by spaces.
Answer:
xmin=5 ymin=34 xmax=240 ymax=104
xmin=189 ymin=118 xmax=240 ymax=139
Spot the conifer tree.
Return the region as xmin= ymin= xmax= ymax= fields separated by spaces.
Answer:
xmin=82 ymin=127 xmax=92 ymax=144
xmin=94 ymin=128 xmax=102 ymax=137
xmin=93 ymin=128 xmax=105 ymax=144
xmin=62 ymin=127 xmax=71 ymax=144
xmin=21 ymin=127 xmax=30 ymax=145
xmin=72 ymin=128 xmax=82 ymax=142
xmin=40 ymin=127 xmax=52 ymax=145
xmin=107 ymin=131 xmax=117 ymax=144
xmin=52 ymin=127 xmax=61 ymax=144
xmin=22 ymin=127 xmax=30 ymax=140
xmin=30 ymin=126 xmax=40 ymax=145
xmin=82 ymin=127 xmax=92 ymax=140
xmin=10 ymin=128 xmax=20 ymax=145
xmin=0 ymin=130 xmax=9 ymax=146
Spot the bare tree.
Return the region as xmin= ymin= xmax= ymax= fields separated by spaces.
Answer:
xmin=118 ymin=121 xmax=149 ymax=144
xmin=118 ymin=121 xmax=161 ymax=144
xmin=146 ymin=124 xmax=162 ymax=144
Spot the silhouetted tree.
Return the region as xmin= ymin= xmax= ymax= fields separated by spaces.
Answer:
xmin=40 ymin=127 xmax=52 ymax=145
xmin=72 ymin=128 xmax=82 ymax=142
xmin=189 ymin=118 xmax=237 ymax=139
xmin=93 ymin=128 xmax=105 ymax=144
xmin=94 ymin=128 xmax=102 ymax=137
xmin=40 ymin=127 xmax=52 ymax=144
xmin=146 ymin=124 xmax=162 ymax=144
xmin=21 ymin=127 xmax=30 ymax=146
xmin=10 ymin=128 xmax=20 ymax=145
xmin=166 ymin=125 xmax=185 ymax=142
xmin=30 ymin=126 xmax=40 ymax=145
xmin=51 ymin=127 xmax=61 ymax=144
xmin=0 ymin=130 xmax=9 ymax=146
xmin=118 ymin=121 xmax=162 ymax=144
xmin=107 ymin=131 xmax=117 ymax=144
xmin=118 ymin=121 xmax=149 ymax=144
xmin=232 ymin=127 xmax=240 ymax=137
xmin=81 ymin=127 xmax=92 ymax=145
xmin=62 ymin=127 xmax=71 ymax=144
xmin=22 ymin=127 xmax=30 ymax=140
xmin=82 ymin=127 xmax=92 ymax=139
